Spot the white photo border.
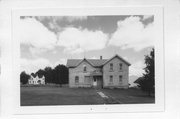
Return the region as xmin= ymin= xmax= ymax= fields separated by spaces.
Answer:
xmin=11 ymin=6 xmax=164 ymax=115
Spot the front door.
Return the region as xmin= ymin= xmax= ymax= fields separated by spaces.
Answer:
xmin=93 ymin=76 xmax=103 ymax=88
xmin=93 ymin=78 xmax=97 ymax=87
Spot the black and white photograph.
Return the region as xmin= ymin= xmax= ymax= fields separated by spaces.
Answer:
xmin=2 ymin=0 xmax=180 ymax=118
xmin=18 ymin=15 xmax=155 ymax=106
xmin=9 ymin=6 xmax=165 ymax=115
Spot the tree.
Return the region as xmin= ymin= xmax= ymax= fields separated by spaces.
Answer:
xmin=31 ymin=72 xmax=36 ymax=78
xmin=28 ymin=64 xmax=69 ymax=85
xmin=20 ymin=71 xmax=30 ymax=84
xmin=54 ymin=64 xmax=69 ymax=86
xmin=134 ymin=48 xmax=155 ymax=96
xmin=44 ymin=67 xmax=54 ymax=84
xmin=36 ymin=69 xmax=45 ymax=78
xmin=60 ymin=65 xmax=68 ymax=84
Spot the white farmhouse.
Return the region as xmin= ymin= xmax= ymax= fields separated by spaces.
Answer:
xmin=28 ymin=75 xmax=45 ymax=85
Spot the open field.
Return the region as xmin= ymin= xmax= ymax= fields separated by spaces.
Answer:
xmin=21 ymin=86 xmax=155 ymax=106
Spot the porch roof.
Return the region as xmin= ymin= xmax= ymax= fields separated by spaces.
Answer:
xmin=90 ymin=71 xmax=103 ymax=76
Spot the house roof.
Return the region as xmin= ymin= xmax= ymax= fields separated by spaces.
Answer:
xmin=30 ymin=74 xmax=44 ymax=78
xmin=66 ymin=54 xmax=131 ymax=68
xmin=103 ymin=54 xmax=131 ymax=66
xmin=66 ymin=59 xmax=108 ymax=68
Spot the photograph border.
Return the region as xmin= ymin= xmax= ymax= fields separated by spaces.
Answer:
xmin=11 ymin=6 xmax=164 ymax=115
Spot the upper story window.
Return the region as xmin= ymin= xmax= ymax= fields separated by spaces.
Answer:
xmin=109 ymin=75 xmax=113 ymax=84
xmin=110 ymin=63 xmax=113 ymax=71
xmin=119 ymin=75 xmax=123 ymax=84
xmin=119 ymin=63 xmax=123 ymax=71
xmin=75 ymin=76 xmax=79 ymax=84
xmin=83 ymin=65 xmax=87 ymax=72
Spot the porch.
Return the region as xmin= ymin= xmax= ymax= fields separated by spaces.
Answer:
xmin=90 ymin=70 xmax=103 ymax=88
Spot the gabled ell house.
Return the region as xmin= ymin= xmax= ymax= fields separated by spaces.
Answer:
xmin=66 ymin=55 xmax=131 ymax=89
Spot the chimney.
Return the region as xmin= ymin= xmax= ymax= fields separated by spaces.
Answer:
xmin=100 ymin=56 xmax=102 ymax=60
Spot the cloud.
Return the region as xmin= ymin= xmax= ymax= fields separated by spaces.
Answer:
xmin=29 ymin=47 xmax=48 ymax=56
xmin=53 ymin=59 xmax=67 ymax=68
xmin=36 ymin=16 xmax=87 ymax=23
xmin=57 ymin=27 xmax=108 ymax=54
xmin=91 ymin=56 xmax=98 ymax=59
xmin=35 ymin=16 xmax=87 ymax=33
xmin=142 ymin=15 xmax=153 ymax=20
xmin=129 ymin=75 xmax=139 ymax=87
xmin=21 ymin=58 xmax=52 ymax=74
xmin=122 ymin=56 xmax=129 ymax=61
xmin=64 ymin=16 xmax=87 ymax=22
xmin=20 ymin=58 xmax=68 ymax=74
xmin=109 ymin=16 xmax=154 ymax=51
xmin=17 ymin=18 xmax=57 ymax=55
xmin=129 ymin=61 xmax=145 ymax=76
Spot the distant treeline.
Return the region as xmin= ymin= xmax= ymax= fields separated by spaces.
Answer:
xmin=20 ymin=64 xmax=68 ymax=86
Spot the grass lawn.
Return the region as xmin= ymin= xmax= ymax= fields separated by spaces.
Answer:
xmin=100 ymin=88 xmax=155 ymax=104
xmin=21 ymin=86 xmax=155 ymax=106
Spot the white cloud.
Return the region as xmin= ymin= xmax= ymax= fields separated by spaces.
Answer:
xmin=17 ymin=18 xmax=57 ymax=55
xmin=122 ymin=56 xmax=129 ymax=61
xmin=57 ymin=27 xmax=108 ymax=54
xmin=129 ymin=61 xmax=145 ymax=76
xmin=36 ymin=16 xmax=87 ymax=23
xmin=29 ymin=47 xmax=48 ymax=56
xmin=20 ymin=58 xmax=68 ymax=74
xmin=91 ymin=56 xmax=98 ymax=59
xmin=109 ymin=16 xmax=154 ymax=51
xmin=36 ymin=16 xmax=87 ymax=31
xmin=53 ymin=59 xmax=67 ymax=68
xmin=65 ymin=16 xmax=87 ymax=22
xmin=21 ymin=58 xmax=52 ymax=74
xmin=49 ymin=22 xmax=56 ymax=29
xmin=142 ymin=15 xmax=153 ymax=20
xmin=129 ymin=76 xmax=138 ymax=87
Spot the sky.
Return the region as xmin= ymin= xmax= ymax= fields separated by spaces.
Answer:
xmin=18 ymin=15 xmax=154 ymax=85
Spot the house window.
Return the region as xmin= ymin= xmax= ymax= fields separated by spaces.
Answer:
xmin=119 ymin=75 xmax=123 ymax=84
xmin=110 ymin=63 xmax=113 ymax=71
xmin=75 ymin=76 xmax=79 ymax=84
xmin=119 ymin=63 xmax=123 ymax=71
xmin=109 ymin=75 xmax=113 ymax=84
xmin=83 ymin=65 xmax=87 ymax=72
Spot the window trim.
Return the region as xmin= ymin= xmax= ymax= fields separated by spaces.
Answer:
xmin=109 ymin=63 xmax=113 ymax=71
xmin=83 ymin=65 xmax=87 ymax=72
xmin=119 ymin=75 xmax=123 ymax=84
xmin=119 ymin=63 xmax=123 ymax=71
xmin=75 ymin=76 xmax=79 ymax=84
xmin=109 ymin=75 xmax=113 ymax=84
